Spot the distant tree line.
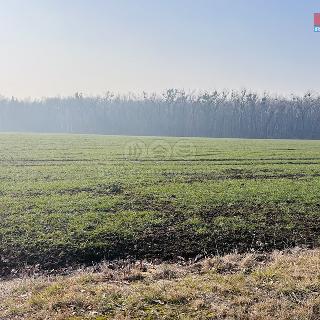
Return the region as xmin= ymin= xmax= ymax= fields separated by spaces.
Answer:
xmin=0 ymin=89 xmax=319 ymax=138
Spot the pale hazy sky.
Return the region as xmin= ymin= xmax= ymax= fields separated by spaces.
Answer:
xmin=0 ymin=0 xmax=319 ymax=98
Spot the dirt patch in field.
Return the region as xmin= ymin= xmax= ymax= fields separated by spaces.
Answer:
xmin=57 ymin=183 xmax=123 ymax=196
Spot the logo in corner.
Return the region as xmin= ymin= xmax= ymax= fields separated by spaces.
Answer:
xmin=314 ymin=13 xmax=320 ymax=32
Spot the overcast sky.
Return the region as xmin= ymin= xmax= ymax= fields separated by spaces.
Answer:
xmin=0 ymin=0 xmax=319 ymax=98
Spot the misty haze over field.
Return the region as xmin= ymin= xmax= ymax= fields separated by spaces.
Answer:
xmin=1 ymin=90 xmax=320 ymax=139
xmin=1 ymin=1 xmax=319 ymax=140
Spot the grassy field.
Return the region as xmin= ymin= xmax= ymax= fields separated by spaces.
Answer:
xmin=0 ymin=134 xmax=320 ymax=275
xmin=1 ymin=248 xmax=320 ymax=319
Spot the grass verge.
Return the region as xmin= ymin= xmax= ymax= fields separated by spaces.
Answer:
xmin=0 ymin=248 xmax=319 ymax=319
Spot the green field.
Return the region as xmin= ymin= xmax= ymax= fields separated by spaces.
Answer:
xmin=0 ymin=134 xmax=320 ymax=275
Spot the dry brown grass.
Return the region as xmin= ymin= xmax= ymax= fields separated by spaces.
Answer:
xmin=0 ymin=248 xmax=320 ymax=320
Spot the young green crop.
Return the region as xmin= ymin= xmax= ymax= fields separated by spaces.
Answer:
xmin=0 ymin=134 xmax=319 ymax=274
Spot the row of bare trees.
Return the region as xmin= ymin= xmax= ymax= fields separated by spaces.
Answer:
xmin=0 ymin=89 xmax=319 ymax=138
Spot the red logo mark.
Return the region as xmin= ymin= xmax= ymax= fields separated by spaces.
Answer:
xmin=314 ymin=13 xmax=320 ymax=26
